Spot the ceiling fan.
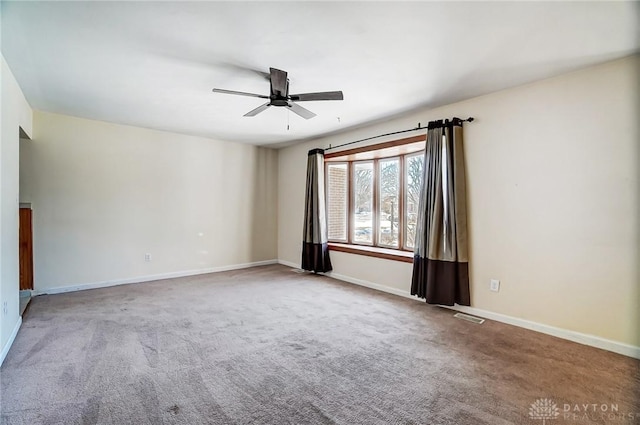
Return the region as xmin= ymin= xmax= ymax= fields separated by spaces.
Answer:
xmin=212 ymin=67 xmax=344 ymax=119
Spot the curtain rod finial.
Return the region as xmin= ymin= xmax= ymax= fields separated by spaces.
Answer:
xmin=467 ymin=117 xmax=474 ymax=122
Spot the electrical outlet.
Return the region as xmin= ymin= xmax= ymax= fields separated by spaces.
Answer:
xmin=144 ymin=253 xmax=152 ymax=262
xmin=2 ymin=301 xmax=7 ymax=316
xmin=490 ymin=279 xmax=500 ymax=292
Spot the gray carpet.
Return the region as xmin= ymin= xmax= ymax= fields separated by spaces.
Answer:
xmin=1 ymin=265 xmax=638 ymax=425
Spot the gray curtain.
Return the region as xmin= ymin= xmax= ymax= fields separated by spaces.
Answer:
xmin=411 ymin=118 xmax=470 ymax=306
xmin=302 ymin=148 xmax=333 ymax=273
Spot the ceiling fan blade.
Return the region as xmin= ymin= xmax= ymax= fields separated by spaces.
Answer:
xmin=287 ymin=102 xmax=316 ymax=120
xmin=289 ymin=91 xmax=344 ymax=102
xmin=244 ymin=102 xmax=271 ymax=117
xmin=269 ymin=68 xmax=288 ymax=96
xmin=212 ymin=88 xmax=269 ymax=99
xmin=217 ymin=62 xmax=270 ymax=80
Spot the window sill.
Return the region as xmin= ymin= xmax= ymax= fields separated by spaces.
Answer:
xmin=328 ymin=243 xmax=414 ymax=263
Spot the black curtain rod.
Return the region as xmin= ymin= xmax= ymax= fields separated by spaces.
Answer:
xmin=325 ymin=117 xmax=474 ymax=151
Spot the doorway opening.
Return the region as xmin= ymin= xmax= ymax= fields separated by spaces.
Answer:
xmin=19 ymin=130 xmax=34 ymax=317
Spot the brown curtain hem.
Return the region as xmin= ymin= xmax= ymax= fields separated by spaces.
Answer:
xmin=411 ymin=257 xmax=470 ymax=306
xmin=302 ymin=242 xmax=333 ymax=273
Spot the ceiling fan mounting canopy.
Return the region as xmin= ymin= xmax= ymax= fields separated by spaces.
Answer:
xmin=212 ymin=67 xmax=344 ymax=119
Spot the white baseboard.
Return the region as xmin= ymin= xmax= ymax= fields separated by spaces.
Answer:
xmin=326 ymin=271 xmax=416 ymax=300
xmin=443 ymin=305 xmax=640 ymax=359
xmin=0 ymin=316 xmax=22 ymax=367
xmin=278 ymin=263 xmax=640 ymax=360
xmin=439 ymin=304 xmax=640 ymax=360
xmin=33 ymin=259 xmax=278 ymax=295
xmin=278 ymin=259 xmax=300 ymax=269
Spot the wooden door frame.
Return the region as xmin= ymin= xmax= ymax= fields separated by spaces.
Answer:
xmin=19 ymin=205 xmax=34 ymax=291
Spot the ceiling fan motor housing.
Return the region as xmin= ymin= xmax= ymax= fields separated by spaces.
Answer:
xmin=270 ymin=97 xmax=289 ymax=107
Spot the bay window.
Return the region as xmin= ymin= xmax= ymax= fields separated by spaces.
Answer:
xmin=325 ymin=135 xmax=425 ymax=254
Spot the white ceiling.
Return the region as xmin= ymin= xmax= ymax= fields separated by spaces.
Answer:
xmin=2 ymin=1 xmax=638 ymax=146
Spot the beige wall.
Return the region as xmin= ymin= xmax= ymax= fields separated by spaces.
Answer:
xmin=278 ymin=55 xmax=639 ymax=347
xmin=1 ymin=54 xmax=33 ymax=356
xmin=20 ymin=111 xmax=278 ymax=291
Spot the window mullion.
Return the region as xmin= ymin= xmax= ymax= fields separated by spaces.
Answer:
xmin=348 ymin=161 xmax=353 ymax=244
xmin=373 ymin=159 xmax=379 ymax=247
xmin=399 ymin=155 xmax=405 ymax=251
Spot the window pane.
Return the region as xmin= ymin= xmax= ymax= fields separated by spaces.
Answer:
xmin=405 ymin=153 xmax=424 ymax=249
xmin=379 ymin=158 xmax=399 ymax=247
xmin=353 ymin=162 xmax=373 ymax=244
xmin=326 ymin=163 xmax=348 ymax=241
